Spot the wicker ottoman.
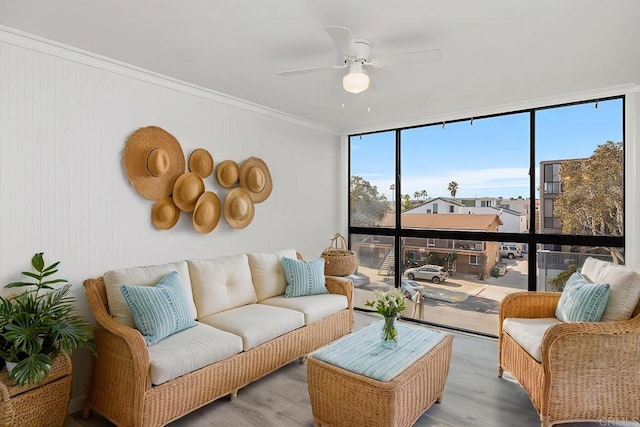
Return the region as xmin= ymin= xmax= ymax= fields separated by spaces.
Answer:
xmin=307 ymin=322 xmax=453 ymax=427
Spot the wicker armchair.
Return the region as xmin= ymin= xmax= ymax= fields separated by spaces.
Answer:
xmin=498 ymin=291 xmax=640 ymax=427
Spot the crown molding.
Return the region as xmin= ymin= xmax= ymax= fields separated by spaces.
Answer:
xmin=0 ymin=25 xmax=340 ymax=136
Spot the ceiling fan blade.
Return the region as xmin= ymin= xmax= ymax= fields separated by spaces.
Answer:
xmin=372 ymin=48 xmax=442 ymax=68
xmin=325 ymin=26 xmax=358 ymax=57
xmin=277 ymin=64 xmax=337 ymax=76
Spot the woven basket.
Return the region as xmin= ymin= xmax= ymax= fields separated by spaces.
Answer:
xmin=321 ymin=234 xmax=357 ymax=276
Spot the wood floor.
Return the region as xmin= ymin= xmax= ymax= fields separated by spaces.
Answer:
xmin=66 ymin=311 xmax=636 ymax=427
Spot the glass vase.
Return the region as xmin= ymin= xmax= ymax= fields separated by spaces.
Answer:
xmin=381 ymin=315 xmax=398 ymax=349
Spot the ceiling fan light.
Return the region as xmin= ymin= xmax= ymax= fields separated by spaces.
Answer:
xmin=343 ymin=71 xmax=370 ymax=94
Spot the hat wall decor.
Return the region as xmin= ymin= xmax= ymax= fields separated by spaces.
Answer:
xmin=193 ymin=191 xmax=222 ymax=234
xmin=123 ymin=126 xmax=186 ymax=200
xmin=224 ymin=188 xmax=255 ymax=229
xmin=239 ymin=157 xmax=272 ymax=203
xmin=173 ymin=172 xmax=205 ymax=212
xmin=189 ymin=148 xmax=214 ymax=178
xmin=216 ymin=160 xmax=240 ymax=188
xmin=151 ymin=196 xmax=181 ymax=230
xmin=122 ymin=126 xmax=272 ymax=233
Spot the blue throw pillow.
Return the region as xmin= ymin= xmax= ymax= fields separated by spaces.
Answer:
xmin=282 ymin=257 xmax=328 ymax=297
xmin=555 ymin=272 xmax=610 ymax=322
xmin=121 ymin=271 xmax=197 ymax=345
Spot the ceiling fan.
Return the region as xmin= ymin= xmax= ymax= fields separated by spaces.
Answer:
xmin=278 ymin=26 xmax=442 ymax=94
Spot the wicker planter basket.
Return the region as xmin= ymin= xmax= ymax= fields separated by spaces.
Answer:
xmin=0 ymin=353 xmax=72 ymax=427
xmin=322 ymin=233 xmax=357 ymax=276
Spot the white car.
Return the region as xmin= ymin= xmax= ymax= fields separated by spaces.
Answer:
xmin=403 ymin=265 xmax=449 ymax=283
xmin=498 ymin=245 xmax=522 ymax=259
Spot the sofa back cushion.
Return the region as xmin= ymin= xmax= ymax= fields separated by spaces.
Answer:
xmin=104 ymin=261 xmax=197 ymax=328
xmin=247 ymin=249 xmax=297 ymax=301
xmin=581 ymin=257 xmax=640 ymax=322
xmin=188 ymin=253 xmax=257 ymax=318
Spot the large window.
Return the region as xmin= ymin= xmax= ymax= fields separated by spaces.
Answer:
xmin=349 ymin=97 xmax=625 ymax=336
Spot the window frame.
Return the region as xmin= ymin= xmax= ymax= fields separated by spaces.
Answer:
xmin=347 ymin=96 xmax=625 ymax=292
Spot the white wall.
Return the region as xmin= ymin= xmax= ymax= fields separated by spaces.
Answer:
xmin=0 ymin=29 xmax=342 ymax=410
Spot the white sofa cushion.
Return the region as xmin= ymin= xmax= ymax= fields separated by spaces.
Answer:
xmin=502 ymin=317 xmax=562 ymax=362
xmin=147 ymin=322 xmax=243 ymax=385
xmin=104 ymin=261 xmax=197 ymax=328
xmin=259 ymin=294 xmax=347 ymax=325
xmin=247 ymin=249 xmax=297 ymax=301
xmin=581 ymin=257 xmax=640 ymax=322
xmin=188 ymin=254 xmax=257 ymax=318
xmin=199 ymin=304 xmax=304 ymax=350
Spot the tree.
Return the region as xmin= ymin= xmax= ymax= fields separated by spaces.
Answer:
xmin=413 ymin=191 xmax=420 ymax=200
xmin=401 ymin=194 xmax=412 ymax=211
xmin=389 ymin=183 xmax=395 ymax=202
xmin=448 ymin=181 xmax=458 ymax=198
xmin=350 ymin=176 xmax=392 ymax=226
xmin=420 ymin=189 xmax=427 ymax=201
xmin=554 ymin=141 xmax=623 ymax=263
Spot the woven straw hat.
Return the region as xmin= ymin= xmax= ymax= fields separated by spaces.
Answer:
xmin=216 ymin=160 xmax=240 ymax=188
xmin=123 ymin=126 xmax=185 ymax=200
xmin=239 ymin=157 xmax=272 ymax=203
xmin=192 ymin=191 xmax=221 ymax=234
xmin=151 ymin=196 xmax=181 ymax=230
xmin=172 ymin=172 xmax=205 ymax=212
xmin=188 ymin=148 xmax=214 ymax=178
xmin=224 ymin=188 xmax=255 ymax=229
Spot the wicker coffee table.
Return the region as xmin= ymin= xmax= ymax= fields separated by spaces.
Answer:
xmin=307 ymin=321 xmax=453 ymax=427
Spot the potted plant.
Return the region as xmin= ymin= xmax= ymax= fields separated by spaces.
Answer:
xmin=0 ymin=252 xmax=96 ymax=386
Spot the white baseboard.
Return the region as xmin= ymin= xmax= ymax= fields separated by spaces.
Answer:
xmin=68 ymin=395 xmax=86 ymax=415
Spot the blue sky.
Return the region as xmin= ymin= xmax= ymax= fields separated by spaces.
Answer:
xmin=351 ymin=98 xmax=623 ymax=200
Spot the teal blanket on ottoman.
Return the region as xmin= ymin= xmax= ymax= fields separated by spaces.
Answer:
xmin=311 ymin=321 xmax=446 ymax=381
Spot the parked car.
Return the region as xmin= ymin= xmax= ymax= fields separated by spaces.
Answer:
xmin=403 ymin=265 xmax=449 ymax=283
xmin=498 ymin=244 xmax=522 ymax=259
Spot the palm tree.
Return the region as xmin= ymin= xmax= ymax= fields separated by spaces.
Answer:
xmin=390 ymin=183 xmax=395 ymax=202
xmin=413 ymin=191 xmax=420 ymax=200
xmin=448 ymin=181 xmax=458 ymax=198
xmin=420 ymin=189 xmax=427 ymax=201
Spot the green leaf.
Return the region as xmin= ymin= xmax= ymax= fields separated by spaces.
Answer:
xmin=5 ymin=281 xmax=37 ymax=288
xmin=8 ymin=353 xmax=52 ymax=386
xmin=41 ymin=269 xmax=59 ymax=278
xmin=40 ymin=279 xmax=68 ymax=286
xmin=42 ymin=261 xmax=60 ymax=273
xmin=31 ymin=253 xmax=45 ymax=273
xmin=20 ymin=271 xmax=42 ymax=281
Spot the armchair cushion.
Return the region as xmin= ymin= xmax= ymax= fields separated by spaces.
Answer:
xmin=502 ymin=317 xmax=562 ymax=362
xmin=555 ymin=272 xmax=609 ymax=322
xmin=581 ymin=257 xmax=640 ymax=322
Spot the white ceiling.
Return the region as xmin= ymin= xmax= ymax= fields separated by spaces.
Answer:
xmin=2 ymin=0 xmax=640 ymax=134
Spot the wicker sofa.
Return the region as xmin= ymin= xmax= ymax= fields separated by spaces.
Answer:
xmin=498 ymin=257 xmax=640 ymax=427
xmin=81 ymin=249 xmax=353 ymax=427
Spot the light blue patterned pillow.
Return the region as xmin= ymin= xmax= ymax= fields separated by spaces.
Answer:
xmin=121 ymin=271 xmax=197 ymax=345
xmin=555 ymin=272 xmax=610 ymax=322
xmin=282 ymin=257 xmax=328 ymax=297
